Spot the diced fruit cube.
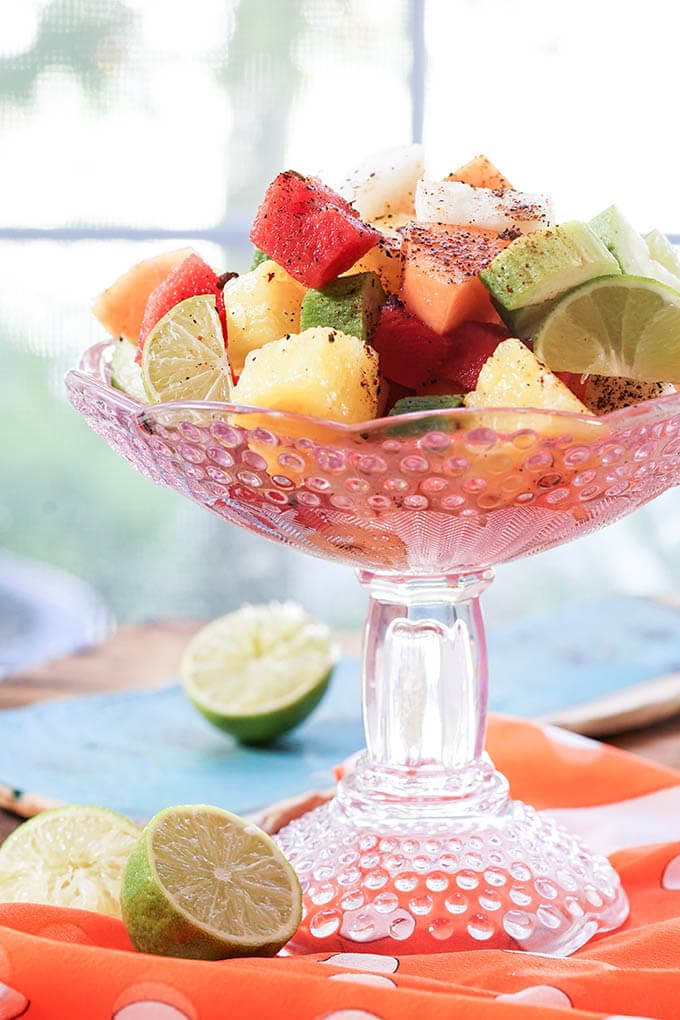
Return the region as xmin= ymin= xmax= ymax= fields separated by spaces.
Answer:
xmin=480 ymin=222 xmax=620 ymax=313
xmin=464 ymin=338 xmax=589 ymax=413
xmin=371 ymin=211 xmax=413 ymax=235
xmin=590 ymin=205 xmax=680 ymax=290
xmin=494 ymin=297 xmax=556 ymax=340
xmin=342 ymin=232 xmax=403 ymax=294
xmin=249 ymin=171 xmax=380 ymax=289
xmin=370 ymin=296 xmax=454 ymax=388
xmin=110 ymin=336 xmax=147 ymax=402
xmin=232 ymin=327 xmax=380 ymax=424
xmin=433 ymin=321 xmax=510 ymax=392
xmin=337 ymin=144 xmax=424 ymax=221
xmin=415 ymin=180 xmax=553 ymax=235
xmin=401 ymin=223 xmax=510 ymax=334
xmin=93 ymin=248 xmax=193 ymax=343
xmin=300 ymin=271 xmax=386 ymax=342
xmin=139 ymin=253 xmax=224 ymax=351
xmin=581 ymin=375 xmax=675 ymax=414
xmin=645 ymin=229 xmax=680 ymax=279
xmin=222 ymin=260 xmax=306 ymax=375
xmin=554 ymin=371 xmax=589 ymax=403
xmin=387 ymin=394 xmax=464 ymax=436
xmin=445 ymin=155 xmax=513 ymax=190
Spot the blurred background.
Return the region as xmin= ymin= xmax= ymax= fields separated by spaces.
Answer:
xmin=3 ymin=0 xmax=680 ymax=673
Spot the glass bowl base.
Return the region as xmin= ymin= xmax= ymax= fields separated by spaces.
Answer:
xmin=276 ymin=799 xmax=628 ymax=956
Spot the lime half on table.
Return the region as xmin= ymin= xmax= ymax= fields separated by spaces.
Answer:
xmin=121 ymin=803 xmax=302 ymax=959
xmin=0 ymin=805 xmax=140 ymax=917
xmin=534 ymin=275 xmax=680 ymax=382
xmin=141 ymin=293 xmax=232 ymax=403
xmin=181 ymin=602 xmax=336 ymax=744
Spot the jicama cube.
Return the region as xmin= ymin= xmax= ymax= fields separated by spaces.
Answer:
xmin=415 ymin=179 xmax=553 ymax=235
xmin=338 ymin=144 xmax=424 ymax=222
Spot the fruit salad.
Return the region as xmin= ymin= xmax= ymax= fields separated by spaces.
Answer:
xmin=94 ymin=147 xmax=680 ymax=424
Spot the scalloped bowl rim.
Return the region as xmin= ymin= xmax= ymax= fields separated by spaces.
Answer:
xmin=66 ymin=340 xmax=680 ymax=436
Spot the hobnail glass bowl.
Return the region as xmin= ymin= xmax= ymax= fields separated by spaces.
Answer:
xmin=66 ymin=341 xmax=680 ymax=956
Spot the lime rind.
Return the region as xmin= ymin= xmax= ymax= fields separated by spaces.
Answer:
xmin=121 ymin=804 xmax=302 ymax=959
xmin=535 ymin=274 xmax=680 ymax=383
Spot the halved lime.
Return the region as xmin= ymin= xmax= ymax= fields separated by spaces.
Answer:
xmin=111 ymin=336 xmax=147 ymax=402
xmin=181 ymin=602 xmax=336 ymax=744
xmin=534 ymin=275 xmax=680 ymax=382
xmin=141 ymin=294 xmax=232 ymax=403
xmin=0 ymin=805 xmax=140 ymax=917
xmin=120 ymin=804 xmax=302 ymax=958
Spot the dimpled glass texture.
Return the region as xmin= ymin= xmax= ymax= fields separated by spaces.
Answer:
xmin=67 ymin=342 xmax=680 ymax=956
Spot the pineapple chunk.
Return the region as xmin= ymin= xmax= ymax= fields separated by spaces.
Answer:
xmin=342 ymin=233 xmax=403 ymax=294
xmin=371 ymin=211 xmax=413 ymax=235
xmin=464 ymin=338 xmax=589 ymax=414
xmin=222 ymin=260 xmax=305 ymax=375
xmin=233 ymin=327 xmax=380 ymax=424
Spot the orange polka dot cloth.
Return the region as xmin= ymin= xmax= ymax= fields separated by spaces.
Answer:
xmin=2 ymin=716 xmax=680 ymax=1020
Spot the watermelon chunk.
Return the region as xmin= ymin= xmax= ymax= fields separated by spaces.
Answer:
xmin=556 ymin=371 xmax=589 ymax=402
xmin=431 ymin=321 xmax=510 ymax=392
xmin=138 ymin=253 xmax=226 ymax=354
xmin=370 ymin=296 xmax=454 ymax=388
xmin=249 ymin=171 xmax=381 ymax=289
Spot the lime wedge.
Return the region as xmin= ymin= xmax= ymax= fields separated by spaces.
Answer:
xmin=181 ymin=602 xmax=336 ymax=744
xmin=0 ymin=805 xmax=139 ymax=917
xmin=534 ymin=275 xmax=680 ymax=383
xmin=111 ymin=337 xmax=147 ymax=401
xmin=120 ymin=804 xmax=302 ymax=958
xmin=141 ymin=294 xmax=232 ymax=403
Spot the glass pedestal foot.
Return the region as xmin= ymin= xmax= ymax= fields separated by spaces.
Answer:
xmin=276 ymin=570 xmax=628 ymax=956
xmin=276 ymin=784 xmax=628 ymax=956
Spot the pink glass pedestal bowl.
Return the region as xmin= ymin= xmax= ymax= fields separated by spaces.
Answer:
xmin=66 ymin=342 xmax=680 ymax=957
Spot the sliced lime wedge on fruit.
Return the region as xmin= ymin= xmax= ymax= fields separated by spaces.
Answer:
xmin=111 ymin=337 xmax=147 ymax=401
xmin=534 ymin=275 xmax=680 ymax=383
xmin=121 ymin=803 xmax=302 ymax=958
xmin=0 ymin=805 xmax=139 ymax=917
xmin=181 ymin=602 xmax=336 ymax=744
xmin=141 ymin=293 xmax=232 ymax=403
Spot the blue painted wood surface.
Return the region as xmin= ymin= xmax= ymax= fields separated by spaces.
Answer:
xmin=1 ymin=597 xmax=679 ymax=820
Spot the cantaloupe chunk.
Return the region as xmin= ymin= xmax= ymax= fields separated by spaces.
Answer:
xmin=222 ymin=260 xmax=306 ymax=375
xmin=446 ymin=155 xmax=512 ymax=190
xmin=93 ymin=248 xmax=193 ymax=343
xmin=233 ymin=327 xmax=380 ymax=424
xmin=400 ymin=223 xmax=509 ymax=334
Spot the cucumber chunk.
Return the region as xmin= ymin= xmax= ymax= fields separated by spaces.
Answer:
xmin=300 ymin=271 xmax=386 ymax=342
xmin=590 ymin=206 xmax=680 ymax=290
xmin=480 ymin=221 xmax=620 ymax=312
